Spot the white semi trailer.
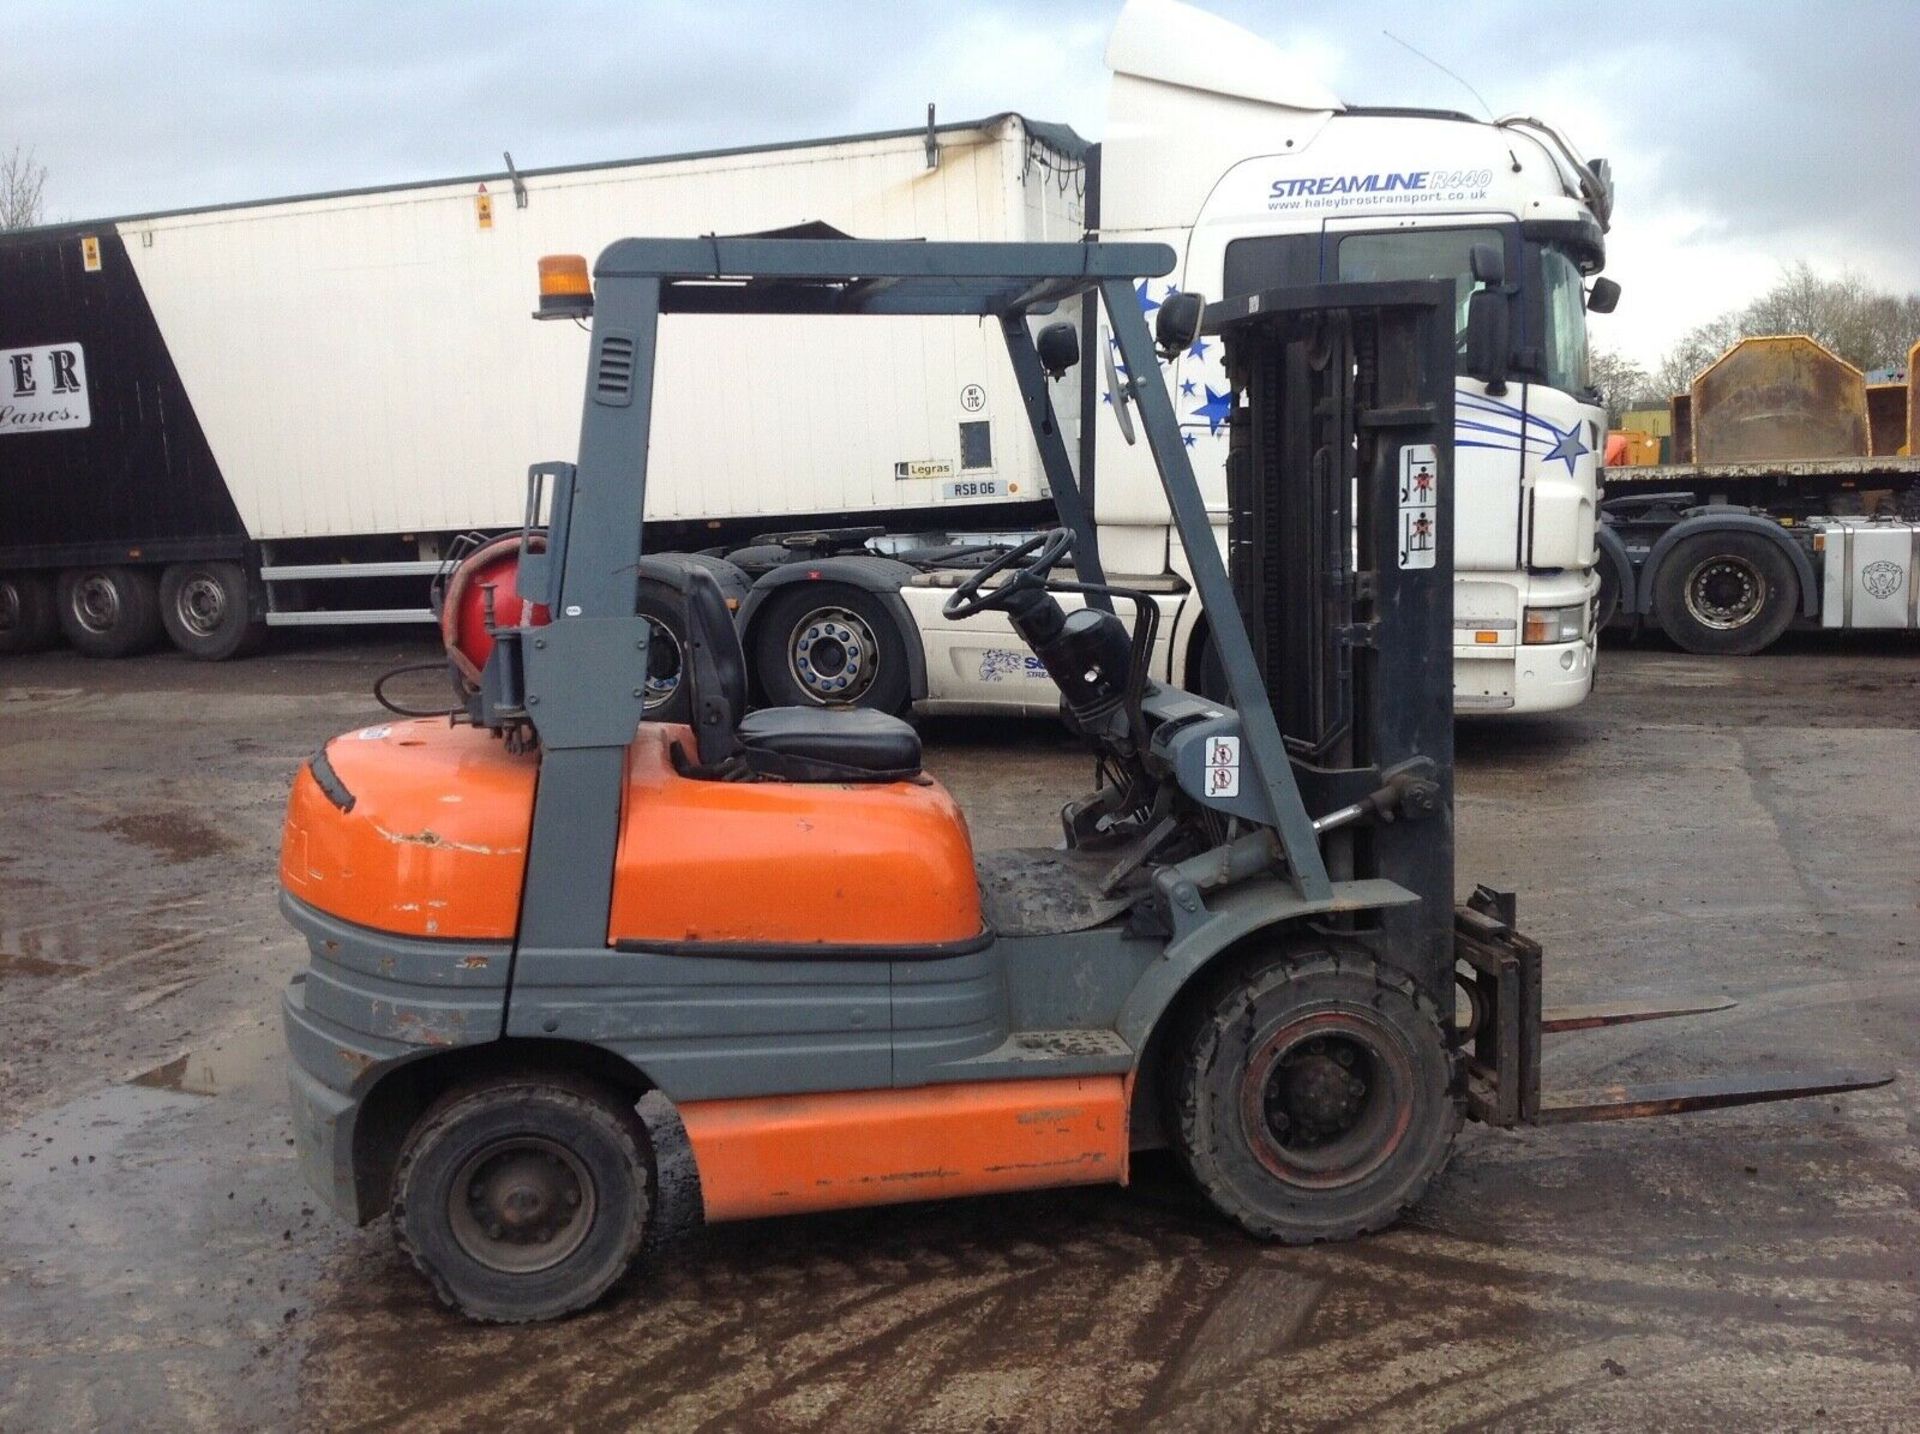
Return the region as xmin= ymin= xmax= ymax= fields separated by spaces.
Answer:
xmin=0 ymin=0 xmax=1614 ymax=716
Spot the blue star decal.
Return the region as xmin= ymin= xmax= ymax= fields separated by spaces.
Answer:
xmin=1180 ymin=378 xmax=1197 ymax=397
xmin=1192 ymin=385 xmax=1232 ymax=436
xmin=1181 ymin=432 xmax=1197 ymax=449
xmin=1542 ymin=421 xmax=1590 ymax=473
xmin=1135 ymin=280 xmax=1160 ymax=315
xmin=1188 ymin=337 xmax=1211 ymax=360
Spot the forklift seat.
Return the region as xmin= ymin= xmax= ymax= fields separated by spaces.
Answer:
xmin=680 ymin=568 xmax=922 ymax=782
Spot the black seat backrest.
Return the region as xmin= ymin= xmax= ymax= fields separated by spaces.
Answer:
xmin=681 ymin=566 xmax=747 ymax=765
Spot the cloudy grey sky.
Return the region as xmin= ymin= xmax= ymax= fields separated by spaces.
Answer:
xmin=6 ymin=0 xmax=1917 ymax=367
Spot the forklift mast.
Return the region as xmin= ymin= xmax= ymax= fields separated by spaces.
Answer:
xmin=1211 ymin=283 xmax=1458 ymax=1007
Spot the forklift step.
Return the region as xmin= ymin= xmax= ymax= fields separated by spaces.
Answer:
xmin=1539 ymin=997 xmax=1736 ymax=1033
xmin=1533 ymin=1068 xmax=1895 ymax=1125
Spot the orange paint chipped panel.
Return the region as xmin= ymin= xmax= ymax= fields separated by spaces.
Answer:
xmin=609 ymin=724 xmax=982 ymax=947
xmin=679 ymin=1076 xmax=1129 ymax=1222
xmin=279 ymin=719 xmax=536 ymax=939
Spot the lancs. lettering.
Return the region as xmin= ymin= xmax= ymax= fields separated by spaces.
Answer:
xmin=1 ymin=403 xmax=82 ymax=427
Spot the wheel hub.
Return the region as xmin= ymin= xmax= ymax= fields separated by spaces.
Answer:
xmin=1684 ymin=556 xmax=1764 ymax=630
xmin=1239 ymin=1013 xmax=1413 ymax=1190
xmin=73 ymin=574 xmax=121 ymax=633
xmin=176 ymin=574 xmax=227 ymax=637
xmin=448 ymin=1137 xmax=595 ymax=1274
xmin=643 ymin=623 xmax=683 ymax=710
xmin=789 ymin=607 xmax=878 ymax=703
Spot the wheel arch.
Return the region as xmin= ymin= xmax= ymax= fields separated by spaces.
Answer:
xmin=1119 ymin=903 xmax=1417 ymax=1148
xmin=350 ymin=1037 xmax=657 ymax=1224
xmin=1594 ymin=521 xmax=1638 ymax=624
xmin=637 ymin=551 xmax=751 ymax=607
xmin=737 ymin=555 xmax=928 ymax=701
xmin=1636 ymin=511 xmax=1818 ymax=620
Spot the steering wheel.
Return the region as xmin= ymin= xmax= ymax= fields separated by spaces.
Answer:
xmin=942 ymin=528 xmax=1074 ymax=621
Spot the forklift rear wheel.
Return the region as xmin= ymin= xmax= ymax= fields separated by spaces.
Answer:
xmin=159 ymin=561 xmax=267 ymax=660
xmin=752 ymin=584 xmax=910 ymax=712
xmin=392 ymin=1073 xmax=655 ymax=1323
xmin=1172 ymin=947 xmax=1460 ymax=1243
xmin=0 ymin=573 xmax=60 ymax=655
xmin=1652 ymin=531 xmax=1797 ymax=656
xmin=55 ymin=565 xmax=164 ymax=658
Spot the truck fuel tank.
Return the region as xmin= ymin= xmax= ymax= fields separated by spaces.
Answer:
xmin=1814 ymin=517 xmax=1920 ymax=629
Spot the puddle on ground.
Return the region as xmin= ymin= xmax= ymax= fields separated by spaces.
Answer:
xmin=95 ymin=808 xmax=239 ymax=863
xmin=127 ymin=1017 xmax=284 ymax=1097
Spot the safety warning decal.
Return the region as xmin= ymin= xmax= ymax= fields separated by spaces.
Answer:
xmin=1204 ymin=734 xmax=1240 ymax=798
xmin=1398 ymin=443 xmax=1438 ymax=570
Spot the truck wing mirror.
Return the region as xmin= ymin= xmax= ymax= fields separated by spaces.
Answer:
xmin=1155 ymin=291 xmax=1206 ymax=360
xmin=1469 ymin=244 xmax=1505 ymax=287
xmin=1587 ymin=277 xmax=1621 ymax=314
xmin=1464 ymin=288 xmax=1510 ymax=396
xmin=1035 ymin=322 xmax=1080 ymax=378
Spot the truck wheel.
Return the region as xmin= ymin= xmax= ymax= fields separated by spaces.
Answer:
xmin=636 ymin=580 xmax=691 ymax=721
xmin=1171 ymin=945 xmax=1461 ymax=1244
xmin=55 ymin=566 xmax=163 ymax=658
xmin=159 ymin=561 xmax=267 ymax=660
xmin=0 ymin=573 xmax=59 ymax=654
xmin=1652 ymin=531 xmax=1797 ymax=656
xmin=392 ymin=1073 xmax=655 ymax=1324
xmin=751 ymin=584 xmax=910 ymax=712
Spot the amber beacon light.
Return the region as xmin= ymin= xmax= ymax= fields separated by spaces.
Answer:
xmin=534 ymin=254 xmax=593 ymax=320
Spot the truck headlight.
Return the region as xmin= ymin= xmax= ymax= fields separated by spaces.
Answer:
xmin=1522 ymin=604 xmax=1585 ymax=644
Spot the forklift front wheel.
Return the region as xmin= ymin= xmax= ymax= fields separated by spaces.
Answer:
xmin=391 ymin=1072 xmax=656 ymax=1323
xmin=1173 ymin=948 xmax=1460 ymax=1244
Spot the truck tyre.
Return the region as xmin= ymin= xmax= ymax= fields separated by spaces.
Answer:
xmin=636 ymin=579 xmax=691 ymax=721
xmin=751 ymin=584 xmax=910 ymax=712
xmin=1651 ymin=531 xmax=1797 ymax=656
xmin=55 ymin=566 xmax=163 ymax=658
xmin=159 ymin=561 xmax=267 ymax=660
xmin=1171 ymin=944 xmax=1461 ymax=1244
xmin=0 ymin=573 xmax=59 ymax=655
xmin=392 ymin=1072 xmax=655 ymax=1324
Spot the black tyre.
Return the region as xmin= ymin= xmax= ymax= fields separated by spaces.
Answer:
xmin=1171 ymin=944 xmax=1461 ymax=1243
xmin=55 ymin=565 xmax=163 ymax=658
xmin=0 ymin=573 xmax=59 ymax=655
xmin=392 ymin=1073 xmax=655 ymax=1324
xmin=636 ymin=579 xmax=691 ymax=722
xmin=1651 ymin=531 xmax=1798 ymax=656
xmin=159 ymin=561 xmax=267 ymax=660
xmin=751 ymin=583 xmax=911 ymax=712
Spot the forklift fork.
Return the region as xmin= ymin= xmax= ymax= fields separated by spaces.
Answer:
xmin=1454 ymin=886 xmax=1893 ymax=1129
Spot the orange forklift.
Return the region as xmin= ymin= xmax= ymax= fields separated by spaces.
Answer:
xmin=280 ymin=237 xmax=1889 ymax=1321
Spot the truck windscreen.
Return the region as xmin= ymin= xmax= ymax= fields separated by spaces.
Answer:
xmin=1334 ymin=227 xmax=1504 ymax=360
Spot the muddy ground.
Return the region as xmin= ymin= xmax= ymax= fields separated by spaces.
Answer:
xmin=1 ymin=630 xmax=1916 ymax=1431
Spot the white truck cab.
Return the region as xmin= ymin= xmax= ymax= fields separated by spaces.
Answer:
xmin=1070 ymin=0 xmax=1611 ymax=715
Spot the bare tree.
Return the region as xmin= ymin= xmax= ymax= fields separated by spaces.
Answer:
xmin=0 ymin=145 xmax=48 ymax=231
xmin=1588 ymin=346 xmax=1661 ymax=425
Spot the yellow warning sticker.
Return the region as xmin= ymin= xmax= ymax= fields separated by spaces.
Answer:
xmin=81 ymin=235 xmax=101 ymax=272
